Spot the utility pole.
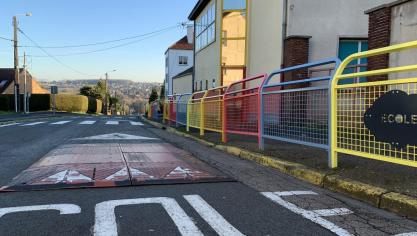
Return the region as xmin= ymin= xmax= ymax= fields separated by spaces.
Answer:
xmin=23 ymin=52 xmax=27 ymax=114
xmin=13 ymin=16 xmax=20 ymax=113
xmin=104 ymin=73 xmax=108 ymax=115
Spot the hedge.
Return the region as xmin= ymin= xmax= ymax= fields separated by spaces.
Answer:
xmin=54 ymin=94 xmax=88 ymax=113
xmin=29 ymin=94 xmax=51 ymax=111
xmin=96 ymin=99 xmax=103 ymax=114
xmin=0 ymin=95 xmax=14 ymax=111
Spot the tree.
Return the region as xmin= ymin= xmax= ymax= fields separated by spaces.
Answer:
xmin=80 ymin=86 xmax=95 ymax=97
xmin=148 ymin=87 xmax=158 ymax=104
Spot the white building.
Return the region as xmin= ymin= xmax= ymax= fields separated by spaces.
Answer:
xmin=164 ymin=26 xmax=194 ymax=96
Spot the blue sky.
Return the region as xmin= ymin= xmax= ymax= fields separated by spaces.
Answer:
xmin=0 ymin=0 xmax=198 ymax=82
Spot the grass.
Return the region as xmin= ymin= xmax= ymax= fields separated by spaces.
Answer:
xmin=0 ymin=111 xmax=14 ymax=115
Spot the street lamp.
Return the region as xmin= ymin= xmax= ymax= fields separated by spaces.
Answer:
xmin=104 ymin=69 xmax=116 ymax=115
xmin=13 ymin=12 xmax=31 ymax=113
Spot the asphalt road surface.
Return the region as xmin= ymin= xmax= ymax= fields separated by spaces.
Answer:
xmin=0 ymin=115 xmax=416 ymax=236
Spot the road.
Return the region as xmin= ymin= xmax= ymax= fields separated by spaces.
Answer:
xmin=0 ymin=115 xmax=416 ymax=236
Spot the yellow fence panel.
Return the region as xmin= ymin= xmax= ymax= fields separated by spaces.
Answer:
xmin=163 ymin=99 xmax=170 ymax=123
xmin=187 ymin=91 xmax=207 ymax=135
xmin=202 ymin=86 xmax=227 ymax=136
xmin=330 ymin=40 xmax=417 ymax=168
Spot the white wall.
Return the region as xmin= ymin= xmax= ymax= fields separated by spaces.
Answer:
xmin=165 ymin=49 xmax=194 ymax=95
xmin=389 ymin=0 xmax=417 ymax=79
xmin=247 ymin=0 xmax=284 ymax=77
xmin=287 ymin=0 xmax=393 ymax=62
xmin=173 ymin=74 xmax=193 ymax=95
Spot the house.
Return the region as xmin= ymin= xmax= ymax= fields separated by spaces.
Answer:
xmin=366 ymin=0 xmax=417 ymax=80
xmin=172 ymin=67 xmax=193 ymax=95
xmin=188 ymin=0 xmax=392 ymax=90
xmin=0 ymin=68 xmax=49 ymax=95
xmin=164 ymin=26 xmax=194 ymax=96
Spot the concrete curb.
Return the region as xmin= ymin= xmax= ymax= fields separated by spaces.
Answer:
xmin=141 ymin=117 xmax=417 ymax=220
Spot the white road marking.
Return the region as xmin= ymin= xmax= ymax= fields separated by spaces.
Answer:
xmin=20 ymin=122 xmax=46 ymax=126
xmin=184 ymin=195 xmax=245 ymax=236
xmin=129 ymin=121 xmax=143 ymax=126
xmin=0 ymin=204 xmax=81 ymax=218
xmin=0 ymin=123 xmax=20 ymax=128
xmin=50 ymin=120 xmax=71 ymax=125
xmin=79 ymin=120 xmax=96 ymax=125
xmin=77 ymin=133 xmax=157 ymax=140
xmin=262 ymin=191 xmax=352 ymax=236
xmin=313 ymin=208 xmax=353 ymax=217
xmin=395 ymin=233 xmax=417 ymax=236
xmin=94 ymin=197 xmax=203 ymax=236
xmin=106 ymin=121 xmax=119 ymax=125
xmin=40 ymin=170 xmax=92 ymax=184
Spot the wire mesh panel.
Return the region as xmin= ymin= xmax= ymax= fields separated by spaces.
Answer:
xmin=163 ymin=98 xmax=170 ymax=123
xmin=203 ymin=86 xmax=227 ymax=135
xmin=168 ymin=95 xmax=177 ymax=125
xmin=151 ymin=101 xmax=159 ymax=120
xmin=187 ymin=91 xmax=207 ymax=135
xmin=147 ymin=103 xmax=152 ymax=119
xmin=260 ymin=59 xmax=341 ymax=153
xmin=223 ymin=75 xmax=267 ymax=145
xmin=176 ymin=93 xmax=191 ymax=126
xmin=330 ymin=41 xmax=417 ymax=168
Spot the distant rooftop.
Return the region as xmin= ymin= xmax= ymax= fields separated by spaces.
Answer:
xmin=168 ymin=36 xmax=194 ymax=51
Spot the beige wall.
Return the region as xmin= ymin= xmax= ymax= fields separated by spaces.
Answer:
xmin=194 ymin=0 xmax=221 ymax=90
xmin=389 ymin=0 xmax=417 ymax=79
xmin=173 ymin=74 xmax=193 ymax=95
xmin=247 ymin=0 xmax=284 ymax=77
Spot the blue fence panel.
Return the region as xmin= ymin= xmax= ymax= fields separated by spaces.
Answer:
xmin=260 ymin=58 xmax=341 ymax=156
xmin=176 ymin=93 xmax=192 ymax=126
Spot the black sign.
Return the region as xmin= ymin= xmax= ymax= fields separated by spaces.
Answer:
xmin=364 ymin=90 xmax=417 ymax=148
xmin=51 ymin=86 xmax=58 ymax=94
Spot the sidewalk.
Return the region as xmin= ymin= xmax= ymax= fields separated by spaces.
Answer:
xmin=142 ymin=117 xmax=417 ymax=220
xmin=0 ymin=111 xmax=83 ymax=123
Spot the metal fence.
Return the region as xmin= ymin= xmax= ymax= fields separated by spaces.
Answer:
xmin=151 ymin=100 xmax=159 ymax=120
xmin=330 ymin=40 xmax=417 ymax=168
xmin=260 ymin=59 xmax=341 ymax=161
xmin=202 ymin=86 xmax=227 ymax=136
xmin=168 ymin=95 xmax=177 ymax=125
xmin=187 ymin=91 xmax=207 ymax=135
xmin=163 ymin=97 xmax=171 ymax=123
xmin=223 ymin=74 xmax=267 ymax=145
xmin=176 ymin=93 xmax=191 ymax=126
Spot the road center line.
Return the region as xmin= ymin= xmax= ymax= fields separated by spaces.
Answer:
xmin=0 ymin=123 xmax=20 ymax=128
xmin=184 ymin=195 xmax=245 ymax=236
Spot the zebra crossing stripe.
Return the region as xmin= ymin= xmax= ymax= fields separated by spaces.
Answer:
xmin=50 ymin=121 xmax=72 ymax=125
xmin=129 ymin=121 xmax=143 ymax=126
xmin=79 ymin=120 xmax=96 ymax=125
xmin=106 ymin=121 xmax=119 ymax=125
xmin=21 ymin=122 xmax=46 ymax=126
xmin=0 ymin=123 xmax=20 ymax=128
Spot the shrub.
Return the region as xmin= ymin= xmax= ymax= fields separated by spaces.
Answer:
xmin=96 ymin=99 xmax=103 ymax=114
xmin=29 ymin=94 xmax=51 ymax=111
xmin=0 ymin=95 xmax=13 ymax=111
xmin=54 ymin=94 xmax=88 ymax=113
xmin=87 ymin=97 xmax=103 ymax=114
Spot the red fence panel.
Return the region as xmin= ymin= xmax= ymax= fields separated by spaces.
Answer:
xmin=168 ymin=95 xmax=177 ymax=125
xmin=223 ymin=74 xmax=267 ymax=146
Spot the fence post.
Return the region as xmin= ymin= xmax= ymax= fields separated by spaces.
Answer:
xmin=186 ymin=98 xmax=190 ymax=132
xmin=222 ymin=95 xmax=227 ymax=143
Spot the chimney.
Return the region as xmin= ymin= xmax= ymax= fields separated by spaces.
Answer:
xmin=187 ymin=25 xmax=194 ymax=44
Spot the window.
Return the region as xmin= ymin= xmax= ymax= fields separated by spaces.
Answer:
xmin=223 ymin=0 xmax=246 ymax=10
xmin=179 ymin=56 xmax=188 ymax=65
xmin=194 ymin=82 xmax=197 ymax=91
xmin=205 ymin=80 xmax=208 ymax=90
xmin=195 ymin=2 xmax=216 ymax=52
xmin=212 ymin=79 xmax=216 ymax=88
xmin=338 ymin=39 xmax=368 ymax=84
xmin=199 ymin=81 xmax=203 ymax=91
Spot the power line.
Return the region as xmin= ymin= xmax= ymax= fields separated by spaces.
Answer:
xmin=0 ymin=36 xmax=13 ymax=42
xmin=18 ymin=28 xmax=98 ymax=77
xmin=23 ymin=25 xmax=181 ymax=58
xmin=19 ymin=23 xmax=184 ymax=49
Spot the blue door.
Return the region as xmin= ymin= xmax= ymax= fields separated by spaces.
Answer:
xmin=338 ymin=39 xmax=368 ymax=84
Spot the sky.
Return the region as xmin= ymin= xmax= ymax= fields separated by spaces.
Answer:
xmin=0 ymin=0 xmax=198 ymax=82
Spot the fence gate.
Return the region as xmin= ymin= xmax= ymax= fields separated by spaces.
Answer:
xmin=223 ymin=74 xmax=267 ymax=145
xmin=260 ymin=59 xmax=341 ymax=167
xmin=330 ymin=41 xmax=417 ymax=168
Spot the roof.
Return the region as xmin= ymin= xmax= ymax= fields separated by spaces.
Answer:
xmin=173 ymin=67 xmax=193 ymax=79
xmin=168 ymin=36 xmax=193 ymax=51
xmin=0 ymin=68 xmax=22 ymax=94
xmin=188 ymin=0 xmax=210 ymax=20
xmin=365 ymin=0 xmax=412 ymax=14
